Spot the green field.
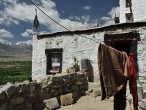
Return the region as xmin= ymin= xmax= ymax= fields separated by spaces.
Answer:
xmin=0 ymin=61 xmax=32 ymax=85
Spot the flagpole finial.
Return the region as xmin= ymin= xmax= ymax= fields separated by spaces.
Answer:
xmin=35 ymin=8 xmax=37 ymax=15
xmin=33 ymin=9 xmax=39 ymax=30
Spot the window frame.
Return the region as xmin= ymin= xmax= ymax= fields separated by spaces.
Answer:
xmin=45 ymin=48 xmax=63 ymax=75
xmin=125 ymin=13 xmax=133 ymax=22
xmin=126 ymin=0 xmax=131 ymax=7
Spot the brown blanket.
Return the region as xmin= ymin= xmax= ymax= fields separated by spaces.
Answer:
xmin=98 ymin=43 xmax=130 ymax=100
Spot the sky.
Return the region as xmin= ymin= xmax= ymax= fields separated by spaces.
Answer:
xmin=0 ymin=0 xmax=119 ymax=45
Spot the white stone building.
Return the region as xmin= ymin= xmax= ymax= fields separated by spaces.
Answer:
xmin=120 ymin=0 xmax=146 ymax=23
xmin=32 ymin=22 xmax=146 ymax=82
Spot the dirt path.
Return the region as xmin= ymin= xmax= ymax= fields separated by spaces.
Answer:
xmin=58 ymin=95 xmax=132 ymax=110
xmin=58 ymin=96 xmax=113 ymax=110
xmin=58 ymin=82 xmax=132 ymax=110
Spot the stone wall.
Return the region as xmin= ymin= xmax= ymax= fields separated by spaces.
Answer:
xmin=0 ymin=73 xmax=88 ymax=110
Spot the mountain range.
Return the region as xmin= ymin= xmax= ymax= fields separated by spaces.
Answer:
xmin=0 ymin=42 xmax=32 ymax=61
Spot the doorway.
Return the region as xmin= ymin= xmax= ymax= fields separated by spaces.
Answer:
xmin=104 ymin=32 xmax=139 ymax=76
xmin=104 ymin=33 xmax=139 ymax=110
xmin=110 ymin=40 xmax=132 ymax=54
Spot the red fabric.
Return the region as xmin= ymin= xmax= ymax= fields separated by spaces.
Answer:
xmin=129 ymin=54 xmax=138 ymax=110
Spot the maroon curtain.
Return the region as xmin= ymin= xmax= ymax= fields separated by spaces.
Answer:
xmin=129 ymin=53 xmax=138 ymax=110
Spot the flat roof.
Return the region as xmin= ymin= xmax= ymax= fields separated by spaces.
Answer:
xmin=37 ymin=22 xmax=146 ymax=39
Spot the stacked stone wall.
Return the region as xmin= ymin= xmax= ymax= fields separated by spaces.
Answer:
xmin=0 ymin=73 xmax=88 ymax=110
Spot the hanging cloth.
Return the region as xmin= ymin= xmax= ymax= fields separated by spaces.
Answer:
xmin=98 ymin=43 xmax=130 ymax=100
xmin=129 ymin=53 xmax=138 ymax=110
xmin=33 ymin=9 xmax=40 ymax=30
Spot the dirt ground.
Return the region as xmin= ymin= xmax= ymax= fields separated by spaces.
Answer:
xmin=58 ymin=82 xmax=132 ymax=110
xmin=58 ymin=96 xmax=114 ymax=110
xmin=58 ymin=95 xmax=133 ymax=110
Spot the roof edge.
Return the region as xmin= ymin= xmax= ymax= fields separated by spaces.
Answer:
xmin=37 ymin=22 xmax=146 ymax=39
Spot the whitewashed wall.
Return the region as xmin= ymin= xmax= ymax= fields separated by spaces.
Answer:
xmin=32 ymin=27 xmax=146 ymax=82
xmin=120 ymin=0 xmax=146 ymax=23
xmin=137 ymin=28 xmax=146 ymax=76
xmin=119 ymin=0 xmax=131 ymax=23
xmin=132 ymin=0 xmax=146 ymax=22
xmin=32 ymin=32 xmax=105 ymax=82
xmin=32 ymin=35 xmax=46 ymax=79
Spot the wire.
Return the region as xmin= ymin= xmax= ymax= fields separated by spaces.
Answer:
xmin=27 ymin=0 xmax=100 ymax=43
xmin=27 ymin=0 xmax=70 ymax=31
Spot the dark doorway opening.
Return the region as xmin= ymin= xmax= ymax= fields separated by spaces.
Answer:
xmin=110 ymin=40 xmax=132 ymax=54
xmin=104 ymin=33 xmax=140 ymax=110
xmin=104 ymin=32 xmax=140 ymax=77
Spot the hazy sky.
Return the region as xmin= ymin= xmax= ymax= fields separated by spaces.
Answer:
xmin=0 ymin=0 xmax=119 ymax=45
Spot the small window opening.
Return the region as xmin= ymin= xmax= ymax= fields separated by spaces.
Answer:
xmin=126 ymin=13 xmax=133 ymax=22
xmin=126 ymin=0 xmax=131 ymax=7
xmin=45 ymin=48 xmax=63 ymax=75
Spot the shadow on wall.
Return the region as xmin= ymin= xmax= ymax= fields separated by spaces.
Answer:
xmin=81 ymin=59 xmax=94 ymax=82
xmin=88 ymin=60 xmax=94 ymax=82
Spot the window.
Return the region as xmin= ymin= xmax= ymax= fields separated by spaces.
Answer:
xmin=45 ymin=48 xmax=63 ymax=75
xmin=126 ymin=0 xmax=131 ymax=7
xmin=114 ymin=17 xmax=119 ymax=24
xmin=126 ymin=13 xmax=133 ymax=22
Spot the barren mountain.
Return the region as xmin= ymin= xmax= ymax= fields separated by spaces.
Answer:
xmin=0 ymin=43 xmax=32 ymax=61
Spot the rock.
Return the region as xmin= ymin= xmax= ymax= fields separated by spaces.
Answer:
xmin=64 ymin=88 xmax=71 ymax=93
xmin=79 ymin=85 xmax=84 ymax=90
xmin=73 ymin=92 xmax=79 ymax=98
xmin=52 ymin=83 xmax=62 ymax=89
xmin=71 ymin=85 xmax=79 ymax=91
xmin=6 ymin=102 xmax=13 ymax=110
xmin=76 ymin=77 xmax=85 ymax=82
xmin=0 ymin=103 xmax=7 ymax=110
xmin=139 ymin=99 xmax=146 ymax=110
xmin=80 ymin=90 xmax=85 ymax=95
xmin=24 ymin=101 xmax=33 ymax=109
xmin=43 ymin=107 xmax=48 ymax=110
xmin=1 ymin=84 xmax=17 ymax=98
xmin=14 ymin=103 xmax=33 ymax=110
xmin=14 ymin=105 xmax=22 ymax=110
xmin=43 ymin=98 xmax=60 ymax=110
xmin=66 ymin=83 xmax=72 ymax=88
xmin=95 ymin=90 xmax=101 ymax=96
xmin=88 ymin=89 xmax=93 ymax=93
xmin=60 ymin=93 xmax=74 ymax=106
xmin=32 ymin=102 xmax=45 ymax=110
xmin=52 ymin=91 xmax=60 ymax=97
xmin=75 ymin=82 xmax=84 ymax=85
xmin=90 ymin=90 xmax=101 ymax=98
xmin=40 ymin=92 xmax=51 ymax=100
xmin=46 ymin=82 xmax=53 ymax=88
xmin=42 ymin=86 xmax=49 ymax=93
xmin=11 ymin=96 xmax=24 ymax=106
xmin=77 ymin=73 xmax=84 ymax=77
xmin=50 ymin=89 xmax=60 ymax=97
xmin=58 ymin=89 xmax=63 ymax=94
xmin=0 ymin=91 xmax=6 ymax=101
xmin=62 ymin=73 xmax=77 ymax=79
xmin=84 ymin=83 xmax=88 ymax=90
xmin=19 ymin=83 xmax=30 ymax=94
xmin=52 ymin=75 xmax=63 ymax=82
xmin=85 ymin=91 xmax=90 ymax=96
